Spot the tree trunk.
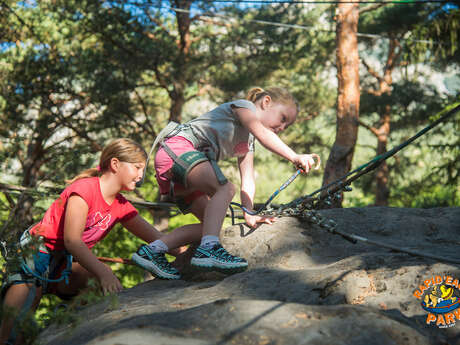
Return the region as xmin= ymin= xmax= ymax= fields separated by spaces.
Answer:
xmin=375 ymin=107 xmax=391 ymax=206
xmin=169 ymin=85 xmax=186 ymax=123
xmin=322 ymin=2 xmax=360 ymax=207
xmin=2 ymin=138 xmax=45 ymax=244
xmin=361 ymin=37 xmax=400 ymax=206
xmin=168 ymin=0 xmax=192 ymax=123
xmin=18 ymin=138 xmax=45 ymax=227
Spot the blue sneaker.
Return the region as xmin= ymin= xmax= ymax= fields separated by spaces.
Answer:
xmin=190 ymin=244 xmax=248 ymax=273
xmin=132 ymin=244 xmax=181 ymax=280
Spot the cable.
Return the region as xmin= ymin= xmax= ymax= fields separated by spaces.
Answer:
xmin=165 ymin=6 xmax=442 ymax=44
xmin=291 ymin=102 xmax=460 ymax=206
xmin=230 ymin=168 xmax=303 ymax=216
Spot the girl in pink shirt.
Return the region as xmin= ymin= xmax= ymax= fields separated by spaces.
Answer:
xmin=0 ymin=138 xmax=181 ymax=344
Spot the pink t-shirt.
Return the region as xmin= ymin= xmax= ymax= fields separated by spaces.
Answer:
xmin=30 ymin=177 xmax=138 ymax=250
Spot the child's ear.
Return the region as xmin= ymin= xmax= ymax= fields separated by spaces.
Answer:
xmin=261 ymin=95 xmax=272 ymax=110
xmin=109 ymin=157 xmax=120 ymax=172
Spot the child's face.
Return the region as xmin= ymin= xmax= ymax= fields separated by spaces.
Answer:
xmin=119 ymin=161 xmax=146 ymax=191
xmin=261 ymin=100 xmax=297 ymax=134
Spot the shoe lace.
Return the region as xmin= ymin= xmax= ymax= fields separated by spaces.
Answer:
xmin=153 ymin=253 xmax=176 ymax=272
xmin=213 ymin=245 xmax=240 ymax=262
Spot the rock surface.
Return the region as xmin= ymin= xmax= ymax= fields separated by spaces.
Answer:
xmin=39 ymin=207 xmax=460 ymax=345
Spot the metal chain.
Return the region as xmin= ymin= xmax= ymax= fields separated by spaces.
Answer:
xmin=252 ymin=186 xmax=357 ymax=242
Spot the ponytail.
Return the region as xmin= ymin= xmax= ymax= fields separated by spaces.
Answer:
xmin=246 ymin=87 xmax=268 ymax=103
xmin=66 ymin=138 xmax=147 ymax=185
xmin=246 ymin=86 xmax=299 ymax=114
xmin=66 ymin=167 xmax=100 ymax=185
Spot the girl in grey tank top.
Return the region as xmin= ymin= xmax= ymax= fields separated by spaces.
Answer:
xmin=132 ymin=87 xmax=321 ymax=279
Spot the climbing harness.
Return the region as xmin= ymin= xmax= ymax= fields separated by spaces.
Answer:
xmin=136 ymin=121 xmax=181 ymax=187
xmin=2 ymin=229 xmax=73 ymax=286
xmin=19 ymin=255 xmax=73 ymax=285
xmin=137 ymin=121 xmax=227 ymax=191
xmin=138 ymin=121 xmax=228 ymax=209
xmin=162 ymin=144 xmax=228 ymax=188
xmin=1 ymin=229 xmax=73 ymax=345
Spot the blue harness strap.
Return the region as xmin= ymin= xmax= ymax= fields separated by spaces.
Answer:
xmin=17 ymin=228 xmax=73 ymax=286
xmin=20 ymin=253 xmax=73 ymax=285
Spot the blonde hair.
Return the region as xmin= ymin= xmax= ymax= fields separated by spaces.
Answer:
xmin=246 ymin=86 xmax=299 ymax=113
xmin=66 ymin=138 xmax=147 ymax=184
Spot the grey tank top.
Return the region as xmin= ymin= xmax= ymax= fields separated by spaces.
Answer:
xmin=176 ymin=100 xmax=256 ymax=161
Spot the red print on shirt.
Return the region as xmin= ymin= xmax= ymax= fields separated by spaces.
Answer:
xmin=86 ymin=212 xmax=112 ymax=232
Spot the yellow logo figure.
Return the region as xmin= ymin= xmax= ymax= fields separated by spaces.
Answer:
xmin=424 ymin=285 xmax=457 ymax=308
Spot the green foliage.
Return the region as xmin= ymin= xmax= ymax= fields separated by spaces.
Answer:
xmin=355 ymin=3 xmax=460 ymax=206
xmin=411 ymin=8 xmax=460 ymax=66
xmin=392 ymin=184 xmax=459 ymax=208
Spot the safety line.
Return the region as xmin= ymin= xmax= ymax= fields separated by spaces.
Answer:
xmin=291 ymin=102 xmax=460 ymax=206
xmin=334 ymin=230 xmax=460 ymax=265
xmin=165 ymin=6 xmax=440 ymax=44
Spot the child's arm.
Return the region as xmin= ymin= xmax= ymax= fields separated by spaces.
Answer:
xmin=238 ymin=152 xmax=275 ymax=228
xmin=238 ymin=152 xmax=255 ymax=211
xmin=236 ymin=108 xmax=319 ymax=173
xmin=122 ymin=215 xmax=162 ymax=243
xmin=63 ymin=194 xmax=123 ymax=294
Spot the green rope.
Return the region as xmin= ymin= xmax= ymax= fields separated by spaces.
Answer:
xmin=286 ymin=102 xmax=460 ymax=209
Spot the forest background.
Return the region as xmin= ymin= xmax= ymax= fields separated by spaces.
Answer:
xmin=0 ymin=0 xmax=459 ymax=330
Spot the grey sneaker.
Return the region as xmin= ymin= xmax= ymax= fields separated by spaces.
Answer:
xmin=190 ymin=244 xmax=248 ymax=274
xmin=132 ymin=244 xmax=181 ymax=280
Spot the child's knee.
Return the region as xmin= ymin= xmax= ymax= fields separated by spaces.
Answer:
xmin=221 ymin=181 xmax=236 ymax=198
xmin=3 ymin=284 xmax=37 ymax=307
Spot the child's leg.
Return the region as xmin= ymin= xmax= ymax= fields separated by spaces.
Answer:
xmin=155 ymin=194 xmax=208 ymax=251
xmin=0 ymin=283 xmax=42 ymax=345
xmin=185 ymin=162 xmax=248 ymax=273
xmin=52 ymin=262 xmax=94 ymax=299
xmin=131 ymin=196 xmax=208 ymax=280
xmin=185 ymin=161 xmax=235 ymax=238
xmin=159 ymin=224 xmax=202 ymax=250
xmin=133 ymin=161 xmax=240 ymax=277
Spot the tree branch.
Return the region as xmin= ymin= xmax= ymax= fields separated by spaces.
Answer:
xmin=361 ymin=57 xmax=382 ymax=82
xmin=143 ymin=7 xmax=173 ymax=37
xmin=366 ymin=88 xmax=383 ymax=96
xmin=359 ymin=3 xmax=387 ymax=15
xmin=153 ymin=65 xmax=172 ymax=97
xmin=357 ymin=119 xmax=379 ymax=137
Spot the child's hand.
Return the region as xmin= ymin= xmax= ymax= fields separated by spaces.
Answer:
xmin=292 ymin=153 xmax=321 ymax=173
xmin=98 ymin=268 xmax=123 ymax=295
xmin=244 ymin=213 xmax=276 ymax=228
